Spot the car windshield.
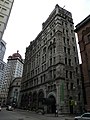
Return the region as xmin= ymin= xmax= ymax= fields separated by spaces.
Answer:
xmin=82 ymin=113 xmax=90 ymax=117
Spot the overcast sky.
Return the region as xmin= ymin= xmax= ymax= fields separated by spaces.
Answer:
xmin=3 ymin=0 xmax=90 ymax=63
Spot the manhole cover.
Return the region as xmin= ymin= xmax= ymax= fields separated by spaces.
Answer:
xmin=18 ymin=118 xmax=24 ymax=120
xmin=26 ymin=116 xmax=29 ymax=118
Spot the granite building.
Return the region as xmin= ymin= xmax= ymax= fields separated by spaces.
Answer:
xmin=75 ymin=15 xmax=90 ymax=112
xmin=20 ymin=5 xmax=83 ymax=114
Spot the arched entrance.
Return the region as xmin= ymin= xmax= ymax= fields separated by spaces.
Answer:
xmin=28 ymin=92 xmax=32 ymax=110
xmin=24 ymin=93 xmax=29 ymax=109
xmin=20 ymin=94 xmax=25 ymax=108
xmin=47 ymin=95 xmax=56 ymax=113
xmin=38 ymin=90 xmax=44 ymax=109
xmin=20 ymin=93 xmax=29 ymax=109
xmin=32 ymin=91 xmax=37 ymax=110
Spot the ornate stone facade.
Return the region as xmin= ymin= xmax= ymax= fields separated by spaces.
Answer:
xmin=20 ymin=4 xmax=83 ymax=114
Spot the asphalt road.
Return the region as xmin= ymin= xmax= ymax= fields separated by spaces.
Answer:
xmin=0 ymin=108 xmax=74 ymax=120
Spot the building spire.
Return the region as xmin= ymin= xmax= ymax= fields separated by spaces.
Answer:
xmin=17 ymin=50 xmax=19 ymax=53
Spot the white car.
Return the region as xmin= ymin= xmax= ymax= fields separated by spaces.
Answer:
xmin=0 ymin=106 xmax=1 ymax=111
xmin=75 ymin=113 xmax=90 ymax=120
xmin=6 ymin=105 xmax=13 ymax=111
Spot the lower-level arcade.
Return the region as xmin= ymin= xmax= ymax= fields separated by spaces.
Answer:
xmin=20 ymin=89 xmax=57 ymax=113
xmin=19 ymin=80 xmax=83 ymax=114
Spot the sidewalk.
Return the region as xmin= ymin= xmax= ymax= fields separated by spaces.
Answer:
xmin=15 ymin=109 xmax=75 ymax=120
xmin=44 ymin=113 xmax=74 ymax=120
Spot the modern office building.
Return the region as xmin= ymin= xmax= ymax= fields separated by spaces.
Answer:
xmin=0 ymin=61 xmax=6 ymax=89
xmin=0 ymin=39 xmax=6 ymax=105
xmin=20 ymin=4 xmax=83 ymax=114
xmin=0 ymin=39 xmax=6 ymax=90
xmin=0 ymin=39 xmax=6 ymax=60
xmin=0 ymin=0 xmax=14 ymax=105
xmin=0 ymin=0 xmax=14 ymax=41
xmin=1 ymin=51 xmax=23 ymax=105
xmin=75 ymin=15 xmax=90 ymax=112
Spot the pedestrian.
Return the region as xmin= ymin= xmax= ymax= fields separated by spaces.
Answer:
xmin=55 ymin=109 xmax=58 ymax=117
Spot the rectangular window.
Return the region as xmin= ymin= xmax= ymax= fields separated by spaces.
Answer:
xmin=71 ymin=83 xmax=73 ymax=90
xmin=71 ymin=30 xmax=73 ymax=34
xmin=45 ymin=54 xmax=46 ymax=61
xmin=67 ymin=83 xmax=69 ymax=90
xmin=76 ymin=67 xmax=78 ymax=73
xmin=53 ymin=57 xmax=56 ymax=64
xmin=63 ymin=37 xmax=65 ymax=43
xmin=35 ymin=69 xmax=37 ymax=75
xmin=38 ymin=68 xmax=39 ymax=74
xmin=43 ymin=47 xmax=46 ymax=54
xmin=65 ymin=58 xmax=67 ymax=64
xmin=77 ymin=79 xmax=79 ymax=85
xmin=42 ymin=65 xmax=43 ymax=72
xmin=72 ymin=37 xmax=74 ymax=42
xmin=53 ymin=69 xmax=56 ymax=78
xmin=75 ymin=57 xmax=76 ymax=63
xmin=65 ymin=22 xmax=67 ymax=27
xmin=42 ymin=56 xmax=44 ymax=63
xmin=41 ymin=76 xmax=42 ymax=83
xmin=67 ymin=38 xmax=69 ymax=45
xmin=53 ymin=38 xmax=56 ymax=43
xmin=63 ymin=28 xmax=64 ymax=34
xmin=73 ymin=46 xmax=75 ymax=51
xmin=2 ymin=8 xmax=7 ymax=11
xmin=64 ymin=47 xmax=66 ymax=53
xmin=50 ymin=70 xmax=52 ymax=78
xmin=50 ymin=58 xmax=52 ymax=66
xmin=66 ymin=30 xmax=68 ymax=36
xmin=50 ymin=32 xmax=52 ymax=37
xmin=66 ymin=70 xmax=68 ymax=78
xmin=37 ymin=78 xmax=38 ymax=85
xmin=70 ymin=71 xmax=72 ymax=79
xmin=69 ymin=59 xmax=71 ymax=66
xmin=0 ymin=15 xmax=4 ymax=18
xmin=53 ymin=46 xmax=56 ymax=53
xmin=50 ymin=47 xmax=52 ymax=55
xmin=44 ymin=64 xmax=46 ymax=70
xmin=70 ymin=24 xmax=72 ymax=27
xmin=44 ymin=74 xmax=46 ymax=82
xmin=53 ymin=29 xmax=55 ymax=34
xmin=5 ymin=1 xmax=9 ymax=4
xmin=68 ymin=48 xmax=70 ymax=54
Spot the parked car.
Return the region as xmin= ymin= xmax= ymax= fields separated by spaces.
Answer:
xmin=0 ymin=106 xmax=1 ymax=111
xmin=6 ymin=105 xmax=13 ymax=111
xmin=74 ymin=113 xmax=90 ymax=120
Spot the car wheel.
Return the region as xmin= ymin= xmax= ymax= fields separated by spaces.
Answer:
xmin=74 ymin=119 xmax=78 ymax=120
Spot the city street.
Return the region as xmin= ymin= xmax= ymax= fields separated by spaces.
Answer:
xmin=0 ymin=108 xmax=74 ymax=120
